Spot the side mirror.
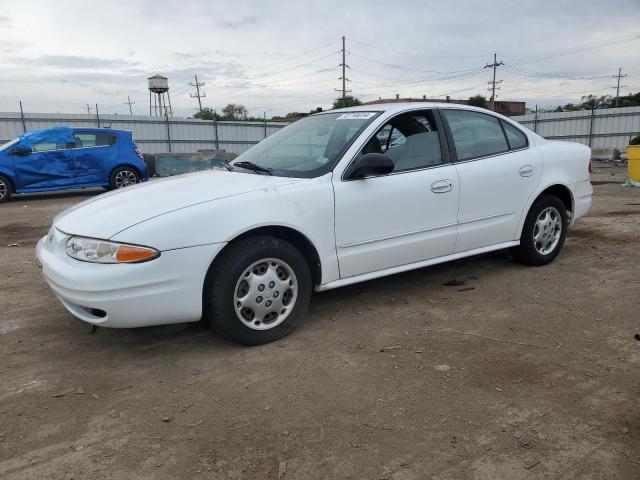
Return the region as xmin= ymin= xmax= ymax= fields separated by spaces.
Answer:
xmin=11 ymin=146 xmax=32 ymax=156
xmin=345 ymin=152 xmax=394 ymax=179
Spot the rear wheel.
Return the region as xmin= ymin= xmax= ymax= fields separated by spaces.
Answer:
xmin=511 ymin=194 xmax=567 ymax=266
xmin=109 ymin=166 xmax=140 ymax=190
xmin=204 ymin=235 xmax=312 ymax=345
xmin=0 ymin=175 xmax=12 ymax=203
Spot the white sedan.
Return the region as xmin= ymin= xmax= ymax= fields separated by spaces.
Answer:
xmin=36 ymin=103 xmax=593 ymax=345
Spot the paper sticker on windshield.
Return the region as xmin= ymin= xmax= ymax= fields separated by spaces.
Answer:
xmin=336 ymin=112 xmax=376 ymax=120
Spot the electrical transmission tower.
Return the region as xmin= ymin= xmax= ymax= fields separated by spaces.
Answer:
xmin=612 ymin=67 xmax=627 ymax=107
xmin=335 ymin=36 xmax=351 ymax=102
xmin=485 ymin=53 xmax=504 ymax=111
xmin=124 ymin=96 xmax=136 ymax=115
xmin=189 ymin=75 xmax=206 ymax=113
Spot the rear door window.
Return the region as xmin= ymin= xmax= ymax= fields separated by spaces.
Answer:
xmin=73 ymin=132 xmax=116 ymax=148
xmin=443 ymin=110 xmax=509 ymax=161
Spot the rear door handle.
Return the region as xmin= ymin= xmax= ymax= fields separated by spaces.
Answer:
xmin=519 ymin=165 xmax=534 ymax=177
xmin=431 ymin=179 xmax=453 ymax=193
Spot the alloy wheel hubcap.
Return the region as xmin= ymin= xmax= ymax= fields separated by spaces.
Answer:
xmin=533 ymin=206 xmax=562 ymax=255
xmin=114 ymin=170 xmax=138 ymax=188
xmin=234 ymin=258 xmax=298 ymax=331
xmin=0 ymin=179 xmax=6 ymax=199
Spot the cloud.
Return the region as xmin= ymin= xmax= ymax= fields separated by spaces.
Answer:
xmin=218 ymin=15 xmax=263 ymax=29
xmin=10 ymin=54 xmax=141 ymax=72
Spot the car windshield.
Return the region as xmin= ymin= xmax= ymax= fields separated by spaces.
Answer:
xmin=230 ymin=111 xmax=380 ymax=178
xmin=0 ymin=138 xmax=19 ymax=152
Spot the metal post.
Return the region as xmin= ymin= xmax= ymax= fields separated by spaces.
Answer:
xmin=95 ymin=103 xmax=100 ymax=128
xmin=263 ymin=112 xmax=267 ymax=139
xmin=165 ymin=107 xmax=172 ymax=153
xmin=214 ymin=110 xmax=219 ymax=149
xmin=533 ymin=105 xmax=538 ymax=133
xmin=149 ymin=90 xmax=152 ymax=116
xmin=588 ymin=107 xmax=595 ymax=147
xmin=19 ymin=100 xmax=26 ymax=133
xmin=166 ymin=91 xmax=173 ymax=117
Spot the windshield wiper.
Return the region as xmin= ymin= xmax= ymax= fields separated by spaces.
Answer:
xmin=233 ymin=161 xmax=273 ymax=175
xmin=215 ymin=158 xmax=234 ymax=171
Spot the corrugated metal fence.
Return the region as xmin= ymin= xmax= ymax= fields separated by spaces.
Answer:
xmin=0 ymin=112 xmax=287 ymax=155
xmin=511 ymin=106 xmax=640 ymax=150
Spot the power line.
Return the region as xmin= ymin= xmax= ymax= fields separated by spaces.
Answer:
xmin=349 ymin=38 xmax=490 ymax=60
xmin=250 ymin=40 xmax=339 ymax=73
xmin=485 ymin=53 xmax=504 ymax=111
xmin=349 ymin=51 xmax=440 ymax=73
xmin=612 ymin=67 xmax=628 ymax=106
xmin=507 ymin=32 xmax=640 ymax=67
xmin=502 ymin=65 xmax=612 ymax=80
xmin=189 ymin=75 xmax=206 ymax=113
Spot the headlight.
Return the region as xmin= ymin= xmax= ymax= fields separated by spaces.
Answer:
xmin=65 ymin=236 xmax=160 ymax=264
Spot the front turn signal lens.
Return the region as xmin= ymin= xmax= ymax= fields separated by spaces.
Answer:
xmin=66 ymin=236 xmax=160 ymax=264
xmin=115 ymin=244 xmax=158 ymax=263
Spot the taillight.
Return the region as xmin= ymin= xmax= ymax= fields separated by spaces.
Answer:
xmin=134 ymin=147 xmax=144 ymax=160
xmin=588 ymin=159 xmax=593 ymax=173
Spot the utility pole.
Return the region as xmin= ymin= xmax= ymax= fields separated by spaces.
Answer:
xmin=86 ymin=104 xmax=92 ymax=115
xmin=124 ymin=96 xmax=135 ymax=115
xmin=612 ymin=67 xmax=627 ymax=107
xmin=189 ymin=74 xmax=206 ymax=114
xmin=485 ymin=53 xmax=504 ymax=111
xmin=335 ymin=35 xmax=351 ymax=102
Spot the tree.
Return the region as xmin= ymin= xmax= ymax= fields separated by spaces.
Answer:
xmin=467 ymin=95 xmax=487 ymax=108
xmin=193 ymin=107 xmax=219 ymax=120
xmin=222 ymin=103 xmax=248 ymax=120
xmin=580 ymin=95 xmax=611 ymax=110
xmin=332 ymin=96 xmax=362 ymax=109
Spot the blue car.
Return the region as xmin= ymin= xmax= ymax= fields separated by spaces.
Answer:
xmin=0 ymin=126 xmax=149 ymax=203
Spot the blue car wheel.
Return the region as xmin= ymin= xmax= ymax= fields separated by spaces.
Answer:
xmin=109 ymin=166 xmax=140 ymax=190
xmin=0 ymin=174 xmax=11 ymax=203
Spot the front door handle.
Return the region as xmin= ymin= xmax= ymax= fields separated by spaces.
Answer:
xmin=431 ymin=179 xmax=453 ymax=193
xmin=519 ymin=165 xmax=534 ymax=177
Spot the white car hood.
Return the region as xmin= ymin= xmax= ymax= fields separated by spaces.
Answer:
xmin=55 ymin=170 xmax=304 ymax=239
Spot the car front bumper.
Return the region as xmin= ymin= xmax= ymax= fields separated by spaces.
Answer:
xmin=36 ymin=228 xmax=225 ymax=328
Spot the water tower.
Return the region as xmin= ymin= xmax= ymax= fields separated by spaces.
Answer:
xmin=148 ymin=75 xmax=172 ymax=117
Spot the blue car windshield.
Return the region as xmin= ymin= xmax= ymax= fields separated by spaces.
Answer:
xmin=230 ymin=111 xmax=380 ymax=178
xmin=0 ymin=138 xmax=19 ymax=152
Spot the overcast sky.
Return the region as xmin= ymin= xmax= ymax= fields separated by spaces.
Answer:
xmin=0 ymin=0 xmax=639 ymax=117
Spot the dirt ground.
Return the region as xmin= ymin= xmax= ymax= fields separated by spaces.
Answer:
xmin=1 ymin=163 xmax=639 ymax=480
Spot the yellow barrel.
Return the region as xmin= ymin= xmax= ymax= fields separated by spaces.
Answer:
xmin=627 ymin=145 xmax=640 ymax=182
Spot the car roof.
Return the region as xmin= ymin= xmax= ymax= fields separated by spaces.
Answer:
xmin=72 ymin=127 xmax=125 ymax=134
xmin=328 ymin=102 xmax=500 ymax=116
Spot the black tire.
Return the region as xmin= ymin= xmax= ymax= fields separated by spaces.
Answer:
xmin=511 ymin=194 xmax=568 ymax=266
xmin=204 ymin=235 xmax=312 ymax=346
xmin=142 ymin=153 xmax=156 ymax=178
xmin=0 ymin=175 xmax=11 ymax=203
xmin=108 ymin=166 xmax=140 ymax=190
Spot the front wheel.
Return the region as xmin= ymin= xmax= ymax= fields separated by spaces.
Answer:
xmin=204 ymin=236 xmax=312 ymax=345
xmin=0 ymin=175 xmax=11 ymax=203
xmin=511 ymin=194 xmax=568 ymax=266
xmin=109 ymin=166 xmax=140 ymax=190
